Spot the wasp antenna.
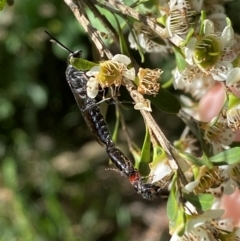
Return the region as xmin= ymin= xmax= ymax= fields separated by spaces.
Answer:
xmin=44 ymin=30 xmax=73 ymax=54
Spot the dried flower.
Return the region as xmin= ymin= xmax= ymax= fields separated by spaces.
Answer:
xmin=137 ymin=68 xmax=162 ymax=95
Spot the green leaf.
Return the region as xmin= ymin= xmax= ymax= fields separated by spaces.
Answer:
xmin=167 ymin=179 xmax=178 ymax=224
xmin=183 ymin=193 xmax=214 ymax=211
xmin=178 ymin=152 xmax=213 ymax=168
xmin=0 ymin=0 xmax=6 ymax=10
xmin=131 ymin=146 xmax=142 ymax=170
xmin=179 ymin=152 xmax=203 ymax=166
xmin=175 ymin=208 xmax=186 ymax=236
xmin=179 ymin=27 xmax=195 ymax=47
xmin=199 ymin=11 xmax=207 ymax=35
xmin=173 ymin=47 xmax=186 ymax=71
xmin=210 ymin=147 xmax=240 ymax=165
xmin=228 ymin=92 xmax=240 ymax=110
xmin=70 ymin=57 xmax=98 ymax=71
xmin=113 ymin=14 xmax=130 ymax=56
xmin=112 ymin=106 xmax=120 ymax=143
xmin=148 ymin=88 xmax=181 ymax=114
xmin=162 ymin=77 xmax=173 ymax=89
xmin=167 ymin=175 xmax=186 ymax=236
xmin=152 ymin=145 xmax=164 ymax=166
xmin=139 ymin=127 xmax=151 ymax=175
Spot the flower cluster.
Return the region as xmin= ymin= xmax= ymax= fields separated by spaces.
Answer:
xmin=170 ymin=15 xmax=240 ymax=154
xmin=86 ymin=55 xmax=162 ymax=111
xmin=128 ymin=22 xmax=170 ymax=53
xmin=80 ymin=0 xmax=240 ymax=240
xmin=125 ymin=0 xmax=240 ymax=239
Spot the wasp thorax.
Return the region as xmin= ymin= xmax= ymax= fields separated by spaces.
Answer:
xmin=193 ymin=36 xmax=222 ymax=70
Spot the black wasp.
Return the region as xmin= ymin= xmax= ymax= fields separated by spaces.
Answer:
xmin=46 ymin=31 xmax=165 ymax=200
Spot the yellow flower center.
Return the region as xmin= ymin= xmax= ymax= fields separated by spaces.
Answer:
xmin=97 ymin=61 xmax=123 ymax=87
xmin=194 ymin=36 xmax=222 ymax=70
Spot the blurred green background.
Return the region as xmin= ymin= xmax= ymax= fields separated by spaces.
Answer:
xmin=0 ymin=1 xmax=171 ymax=241
xmin=0 ymin=1 xmax=239 ymax=241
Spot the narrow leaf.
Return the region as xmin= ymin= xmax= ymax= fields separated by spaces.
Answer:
xmin=127 ymin=22 xmax=145 ymax=62
xmin=173 ymin=47 xmax=186 ymax=71
xmin=113 ymin=14 xmax=130 ymax=56
xmin=167 ymin=175 xmax=186 ymax=236
xmin=179 ymin=152 xmax=204 ymax=166
xmin=167 ymin=180 xmax=178 ymax=223
xmin=210 ymin=147 xmax=240 ymax=165
xmin=179 ymin=27 xmax=194 ymax=47
xmin=139 ymin=127 xmax=151 ymax=175
xmin=131 ymin=146 xmax=142 ymax=170
xmin=112 ymin=105 xmax=120 ymax=143
xmin=179 ymin=152 xmax=213 ymax=168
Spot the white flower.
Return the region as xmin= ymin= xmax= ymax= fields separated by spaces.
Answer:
xmin=170 ymin=210 xmax=225 ymax=241
xmin=204 ymin=116 xmax=236 ymax=147
xmin=149 ymin=150 xmax=177 ymax=183
xmin=184 ymin=20 xmax=234 ymax=78
xmin=128 ymin=23 xmax=169 ymax=53
xmin=86 ymin=54 xmax=135 ymax=98
xmin=173 ymin=66 xmax=215 ymax=100
xmin=185 ymin=38 xmax=198 ymax=65
xmin=203 ymin=19 xmax=214 ymax=35
xmin=184 ymin=180 xmax=200 ymax=193
xmin=210 ymin=61 xmax=233 ymax=81
xmin=221 ymin=24 xmax=234 ymax=48
xmin=208 ymin=7 xmax=227 ymax=32
xmin=227 ymin=106 xmax=240 ymax=131
xmin=226 ymin=67 xmax=240 ymax=88
xmin=165 ymin=0 xmax=195 ymax=37
xmin=176 ymin=19 xmax=235 ymax=100
xmin=86 ymin=77 xmax=99 ymax=98
xmin=112 ymin=54 xmax=131 ymax=65
xmin=150 ymin=161 xmax=172 ymax=183
xmin=219 ymin=164 xmax=240 ymax=195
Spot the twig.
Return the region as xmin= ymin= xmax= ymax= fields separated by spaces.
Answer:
xmin=64 ymin=0 xmax=112 ymax=58
xmin=123 ymin=82 xmax=173 ymax=154
xmin=93 ymin=0 xmax=183 ymax=46
xmin=86 ymin=0 xmax=120 ymax=46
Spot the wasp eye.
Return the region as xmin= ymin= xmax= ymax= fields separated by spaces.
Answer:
xmin=72 ymin=50 xmax=83 ymax=58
